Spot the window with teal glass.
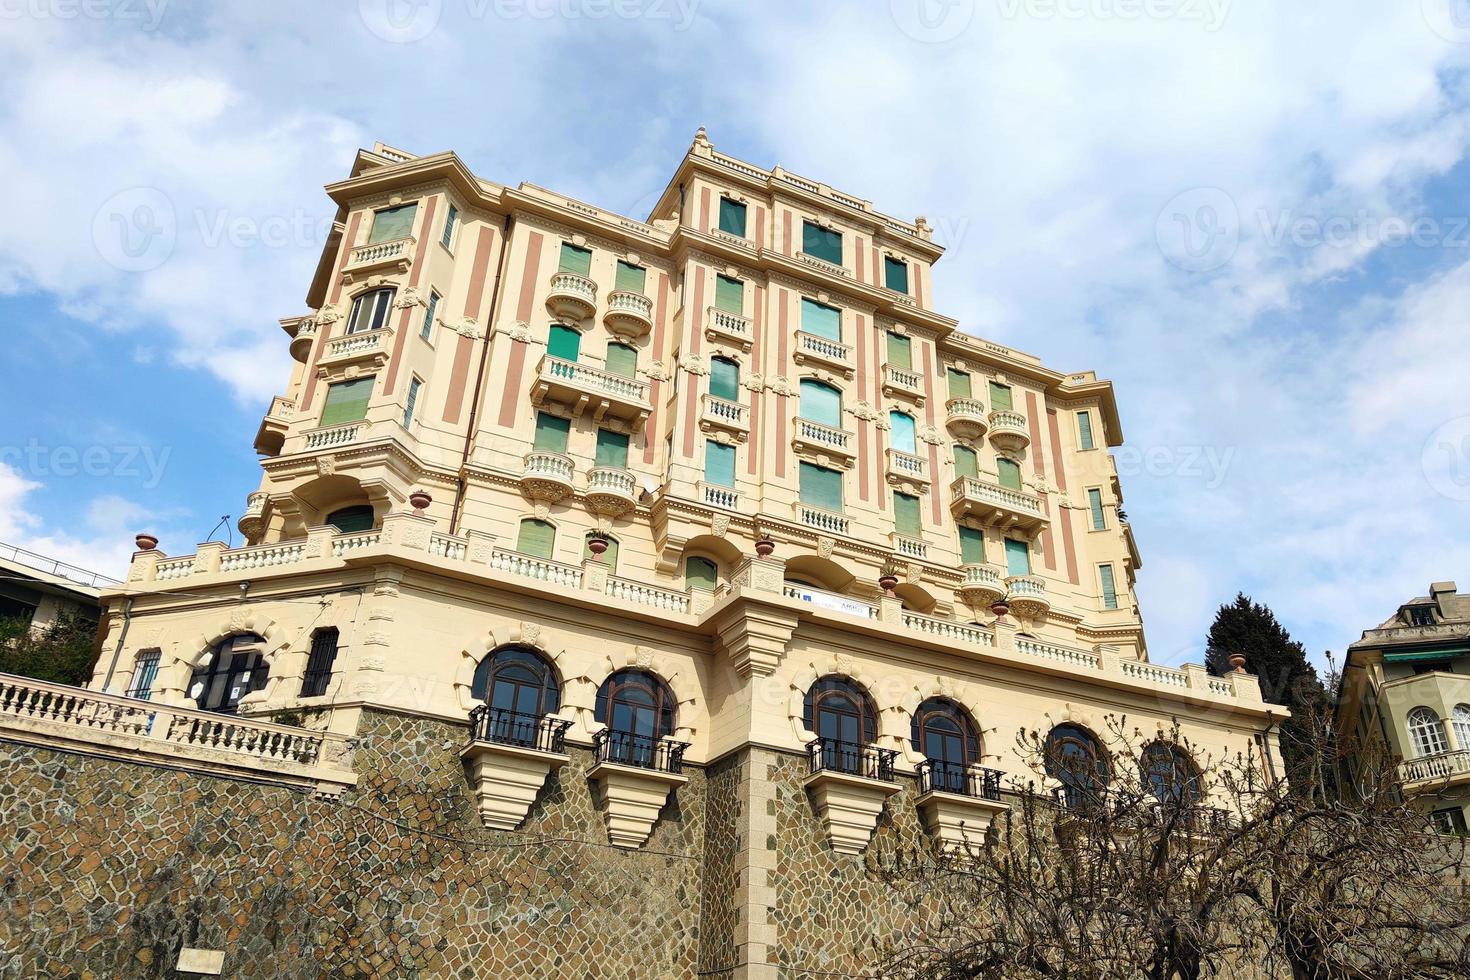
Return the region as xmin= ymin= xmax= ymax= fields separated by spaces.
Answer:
xmin=615 ymin=260 xmax=646 ymax=294
xmin=947 ymin=368 xmax=972 ymax=400
xmin=368 ymin=203 xmax=416 ymax=244
xmin=516 ymin=519 xmax=556 ymax=559
xmin=533 ymin=412 xmax=570 ymax=453
xmin=989 ymin=381 xmax=1014 ymax=412
xmin=800 ymin=298 xmax=842 ymax=341
xmin=595 ymin=429 xmax=629 ymax=469
xmin=441 ymin=204 xmax=458 ymax=249
xmin=1004 ymin=538 xmax=1031 ymax=577
xmin=715 ymin=275 xmax=743 ymax=314
xmin=890 ymin=412 xmax=917 ymax=455
xmin=799 ymin=462 xmax=843 ymax=512
xmin=320 ymin=377 xmax=373 ymax=427
xmin=959 ymin=526 xmax=985 ymax=565
xmin=953 ymin=445 xmax=978 ymax=480
xmin=558 ymin=242 xmax=592 ymax=276
xmin=802 ymin=220 xmax=843 ymax=265
xmin=584 ymin=533 xmax=619 ymax=573
xmin=710 ymin=357 xmax=739 ymax=401
xmin=997 ymin=458 xmax=1023 ymax=491
xmin=894 ymin=492 xmax=921 ymax=536
xmin=421 ymin=290 xmax=439 ymax=340
xmin=1077 ymin=411 xmax=1096 ymax=450
xmin=884 ymin=256 xmax=909 ymax=293
xmin=685 ymin=556 xmax=719 ymax=591
xmin=886 ymin=332 xmax=912 ymax=371
xmin=547 ymin=324 xmax=581 ymax=361
xmin=705 ymin=440 xmax=735 ymax=487
xmin=1099 ymin=564 xmax=1119 ymax=610
xmin=605 ymin=342 xmax=637 ymax=378
xmin=718 ymin=197 xmax=747 ymax=237
xmin=402 ymin=377 xmax=422 ymax=429
xmin=799 ymin=380 xmax=842 ymax=426
xmin=1087 ymin=488 xmax=1106 ymax=530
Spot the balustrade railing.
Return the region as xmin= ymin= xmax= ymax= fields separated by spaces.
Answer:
xmin=903 ymin=612 xmax=993 ymax=647
xmin=605 ymin=577 xmax=690 ymax=614
xmin=884 ymin=364 xmax=923 ymax=393
xmin=951 ymin=477 xmax=1045 ymax=517
xmin=304 ymin=422 xmax=364 ymax=450
xmin=794 ymin=416 xmax=852 ymax=451
xmin=1401 ymin=750 xmax=1470 ymax=783
xmin=706 ymin=306 xmax=752 ymax=342
xmin=540 ymin=355 xmax=650 ymax=404
xmin=468 ymin=705 xmax=571 ymax=754
xmin=989 ymin=409 xmax=1028 ymax=433
xmin=796 ymin=331 xmax=853 ymax=365
xmin=699 ymin=482 xmax=741 ymax=510
xmin=946 ymin=397 xmax=987 ymax=419
xmin=547 ymin=271 xmax=597 ymax=304
xmin=795 ymin=504 xmax=851 ymax=536
xmin=220 ymin=542 xmax=306 ymax=572
xmin=593 ymin=729 xmax=688 ymax=773
xmin=806 ymin=737 xmax=897 ymax=782
xmin=347 ymin=237 xmax=413 ymax=268
xmin=490 ymin=548 xmax=583 ymax=588
xmin=702 ymin=395 xmax=749 ymax=428
xmin=605 ymin=289 xmax=652 ymax=321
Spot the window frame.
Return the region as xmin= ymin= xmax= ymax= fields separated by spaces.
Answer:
xmin=884 ymin=255 xmax=910 ymax=294
xmin=420 ymin=290 xmax=439 ymax=341
xmin=515 ymin=518 xmax=557 ymax=560
xmin=300 ymin=627 xmax=340 ymax=698
xmin=127 ymin=649 xmax=161 ymax=701
xmin=1099 ymin=563 xmax=1119 ymax=610
xmin=1076 ymin=410 xmax=1096 ymax=451
xmin=704 ymin=439 xmax=736 ymax=488
xmin=440 ymin=203 xmax=458 ymax=251
xmin=346 ymin=287 xmax=397 ymax=335
xmin=368 ymin=203 xmax=417 ymax=245
xmin=1408 ymin=707 xmax=1448 ymax=757
xmin=1087 ymin=487 xmax=1108 ymax=530
xmin=320 ymin=376 xmax=375 ymax=428
xmin=801 ymin=220 xmax=844 ymax=266
xmin=718 ymin=196 xmax=748 ymax=238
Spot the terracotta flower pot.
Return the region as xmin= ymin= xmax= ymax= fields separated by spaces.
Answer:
xmin=755 ymin=537 xmax=775 ymax=558
xmin=1229 ymin=653 xmax=1248 ymax=673
xmin=990 ymin=601 xmax=1010 ymax=617
xmin=134 ymin=533 xmax=159 ymax=552
xmin=587 ymin=535 xmax=610 ymax=556
xmin=878 ymin=574 xmax=899 ymax=595
xmin=409 ymin=490 xmax=432 ymax=514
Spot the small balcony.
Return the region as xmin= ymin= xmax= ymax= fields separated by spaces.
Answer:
xmin=890 ymin=533 xmax=928 ymax=560
xmin=1400 ymin=749 xmax=1470 ymax=788
xmin=792 ymin=417 xmax=856 ymax=467
xmin=236 ymin=491 xmax=268 ymax=541
xmin=915 ymin=761 xmax=1008 ymax=852
xmin=699 ymin=394 xmax=749 ymax=440
xmin=303 ymin=421 xmax=366 ymax=451
xmin=794 ymin=503 xmax=852 ymax=538
xmin=886 ymin=448 xmax=929 ymax=486
xmin=253 ymin=396 xmax=295 ymax=456
xmin=705 ymin=306 xmax=753 ymax=351
xmin=588 ymin=730 xmax=691 ymax=849
xmin=882 ymin=364 xmax=925 ymax=404
xmin=957 ymin=563 xmax=1007 ymax=608
xmin=531 ymin=355 xmax=652 ymax=428
xmin=1004 ymin=574 xmax=1051 ymax=622
xmin=803 ymin=737 xmax=899 ymax=855
xmin=603 ymin=290 xmax=654 ymax=340
xmin=698 ymin=481 xmax=742 ymax=511
xmin=793 ymin=331 xmax=854 ymax=378
xmin=319 ymin=327 xmax=393 ymax=370
xmin=949 ymin=477 xmax=1048 ymax=534
xmin=945 ymin=398 xmax=988 ymax=440
xmin=288 ymin=318 xmax=318 ymax=363
xmin=519 ymin=450 xmax=575 ymax=503
xmin=343 ymin=236 xmax=414 ymax=282
xmin=546 ymin=272 xmax=597 ymax=321
xmin=584 ymin=466 xmax=639 ymax=518
xmin=462 ymin=706 xmax=572 ymax=831
xmin=988 ymin=410 xmax=1030 ymax=454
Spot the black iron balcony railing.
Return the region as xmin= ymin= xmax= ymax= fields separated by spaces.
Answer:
xmin=468 ymin=705 xmax=571 ymax=754
xmin=806 ymin=736 xmax=898 ymax=782
xmin=1148 ymin=801 xmax=1236 ymax=834
xmin=592 ymin=728 xmax=689 ymax=774
xmin=917 ymin=759 xmax=1004 ymax=800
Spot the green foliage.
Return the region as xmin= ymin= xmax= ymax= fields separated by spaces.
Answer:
xmin=0 ymin=611 xmax=102 ymax=686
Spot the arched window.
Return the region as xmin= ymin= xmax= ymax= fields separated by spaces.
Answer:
xmin=1046 ymin=723 xmax=1109 ymax=809
xmin=710 ymin=356 xmax=740 ymax=402
xmin=472 ymin=647 xmax=561 ymax=746
xmin=516 ymin=518 xmax=556 ymax=559
xmin=804 ymin=676 xmax=877 ymax=774
xmin=188 ymin=634 xmax=268 ymax=714
xmin=890 ymin=411 xmax=917 ymax=455
xmin=325 ymin=504 xmax=375 ymax=533
xmin=997 ymin=457 xmax=1023 ymax=491
xmin=596 ymin=669 xmax=676 ymax=767
xmin=953 ymin=444 xmax=979 ymax=480
xmin=912 ymin=698 xmax=980 ymax=793
xmin=798 ymin=379 xmax=842 ymax=428
xmin=1140 ymin=741 xmax=1200 ymax=805
xmin=547 ymin=323 xmax=581 ymax=362
xmin=685 ymin=556 xmax=718 ymax=591
xmin=1408 ymin=707 xmax=1448 ymax=757
xmin=346 ymin=287 xmax=396 ymax=334
xmin=605 ymin=342 xmax=637 ymax=378
xmin=1454 ymin=705 xmax=1470 ymax=751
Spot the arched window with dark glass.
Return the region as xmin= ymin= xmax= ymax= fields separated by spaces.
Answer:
xmin=912 ymin=698 xmax=980 ymax=793
xmin=596 ymin=669 xmax=676 ymax=767
xmin=1140 ymin=741 xmax=1200 ymax=806
xmin=346 ymin=287 xmax=397 ymax=334
xmin=472 ymin=646 xmax=562 ymax=748
xmin=325 ymin=504 xmax=375 ymax=533
xmin=804 ymin=676 xmax=878 ymax=774
xmin=189 ymin=634 xmax=268 ymax=714
xmin=1045 ymin=723 xmax=1109 ymax=809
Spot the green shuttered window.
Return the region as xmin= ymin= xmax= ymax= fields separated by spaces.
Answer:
xmin=802 ymin=221 xmax=843 ymax=265
xmin=710 ymin=357 xmax=739 ymax=401
xmin=705 ymin=440 xmax=735 ymax=487
xmin=886 ymin=332 xmax=912 ymax=371
xmin=533 ymin=412 xmax=570 ymax=453
xmin=715 ymin=275 xmax=743 ymax=314
xmin=1088 ymin=488 xmax=1106 ymax=530
xmin=947 ymin=368 xmax=972 ymax=400
xmin=369 ymin=203 xmax=417 ymax=244
xmin=441 ymin=204 xmax=458 ymax=249
xmin=558 ymin=242 xmax=592 ymax=276
xmin=953 ymin=445 xmax=979 ymax=480
xmin=321 ymin=377 xmax=373 ymax=427
xmin=595 ymin=429 xmax=629 ymax=468
xmin=548 ymin=324 xmax=581 ymax=361
xmin=800 ymin=298 xmax=841 ymax=341
xmin=959 ymin=526 xmax=985 ymax=565
xmin=890 ymin=412 xmax=917 ymax=455
xmin=799 ymin=462 xmax=843 ymax=512
xmin=516 ymin=519 xmax=556 ymax=559
xmin=1100 ymin=564 xmax=1119 ymax=610
xmin=799 ymin=381 xmax=842 ymax=427
xmin=718 ymin=197 xmax=747 ymax=237
xmin=989 ymin=381 xmax=1014 ymax=412
xmin=685 ymin=556 xmax=718 ymax=591
xmin=402 ymin=378 xmax=422 ymax=429
xmin=997 ymin=458 xmax=1023 ymax=491
xmin=884 ymin=256 xmax=909 ymax=294
xmin=1077 ymin=411 xmax=1096 ymax=450
xmin=615 ymin=261 xmax=646 ymax=294
xmin=421 ymin=291 xmax=439 ymax=340
xmin=1004 ymin=538 xmax=1031 ymax=577
xmin=894 ymin=492 xmax=921 ymax=536
xmin=605 ymin=343 xmax=637 ymax=378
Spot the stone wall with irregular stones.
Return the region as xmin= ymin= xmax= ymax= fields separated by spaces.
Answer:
xmin=695 ymin=752 xmax=743 ymax=977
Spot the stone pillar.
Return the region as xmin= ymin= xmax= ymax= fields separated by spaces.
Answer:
xmin=733 ymin=746 xmax=781 ymax=980
xmin=194 ymin=541 xmax=226 ymax=575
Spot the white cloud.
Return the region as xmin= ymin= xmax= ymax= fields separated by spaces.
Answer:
xmin=0 ymin=462 xmax=146 ymax=584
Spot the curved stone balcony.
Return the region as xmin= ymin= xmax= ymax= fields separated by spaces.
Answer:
xmin=520 ymin=451 xmax=575 ymax=503
xmin=546 ymin=272 xmax=597 ymax=321
xmin=602 ymin=290 xmax=653 ymax=340
xmin=253 ymin=396 xmax=295 ymax=457
xmin=1004 ymin=574 xmax=1051 ymax=623
xmin=988 ymin=410 xmax=1030 ymax=454
xmin=944 ymin=398 xmax=988 ymax=440
xmin=584 ymin=466 xmax=639 ymax=518
xmin=237 ymin=492 xmax=268 ymax=541
xmin=957 ymin=563 xmax=1006 ymax=609
xmin=288 ymin=318 xmax=318 ymax=363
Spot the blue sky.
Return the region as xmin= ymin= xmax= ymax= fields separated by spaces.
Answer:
xmin=2 ymin=1 xmax=1469 ymax=668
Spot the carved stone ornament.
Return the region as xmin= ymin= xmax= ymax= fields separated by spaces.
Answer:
xmin=394 ymin=287 xmax=427 ymax=309
xmin=453 ymin=318 xmax=483 ymax=339
xmin=532 ymin=504 xmax=549 ymax=520
xmin=711 ymin=514 xmax=730 ymax=538
xmin=768 ymin=376 xmax=795 ymax=397
xmin=312 ymin=305 xmax=343 ymax=326
xmin=953 ymin=359 xmax=968 ymax=372
xmin=364 ymin=632 xmax=390 ymax=648
xmin=679 ymin=353 xmax=709 ymax=376
xmin=848 ymin=400 xmax=882 ymax=423
xmin=571 ymin=234 xmax=587 ymax=248
xmin=316 ymin=457 xmax=336 ymax=476
xmin=635 ymin=646 xmax=655 ymax=670
xmin=818 ymin=537 xmax=836 ymax=559
xmin=918 ymin=424 xmax=945 ymax=446
xmin=742 ymin=373 xmax=766 ymax=392
xmin=520 ymin=622 xmax=543 ymax=647
xmin=497 ymin=320 xmax=536 ymax=344
xmin=642 ymin=362 xmax=673 ymax=382
xmin=229 ymin=608 xmax=251 ymax=632
xmin=626 ymin=252 xmax=642 ymax=266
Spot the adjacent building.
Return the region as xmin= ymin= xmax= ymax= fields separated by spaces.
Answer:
xmin=0 ymin=540 xmax=109 ymax=633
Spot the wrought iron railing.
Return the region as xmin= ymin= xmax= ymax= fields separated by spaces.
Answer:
xmin=806 ymin=736 xmax=897 ymax=782
xmin=593 ymin=728 xmax=689 ymax=774
xmin=917 ymin=760 xmax=1004 ymax=800
xmin=468 ymin=705 xmax=571 ymax=754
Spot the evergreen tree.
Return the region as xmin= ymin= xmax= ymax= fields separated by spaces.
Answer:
xmin=0 ymin=611 xmax=101 ymax=686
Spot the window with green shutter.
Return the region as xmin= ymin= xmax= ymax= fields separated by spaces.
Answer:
xmin=584 ymin=533 xmax=619 ymax=574
xmin=402 ymin=378 xmax=422 ymax=429
xmin=533 ymin=412 xmax=570 ymax=453
xmin=595 ymin=429 xmax=630 ymax=469
xmin=1099 ymin=564 xmax=1118 ymax=610
xmin=1087 ymin=488 xmax=1106 ymax=530
xmin=368 ymin=203 xmax=417 ymax=244
xmin=799 ymin=462 xmax=843 ymax=512
xmin=421 ymin=290 xmax=439 ymax=340
xmin=441 ymin=204 xmax=458 ymax=249
xmin=326 ymin=506 xmax=375 ymax=533
xmin=705 ymin=440 xmax=735 ymax=487
xmin=890 ymin=412 xmax=917 ymax=455
xmin=953 ymin=445 xmax=979 ymax=479
xmin=710 ymin=357 xmax=739 ymax=401
xmin=714 ymin=275 xmax=743 ymax=314
xmin=989 ymin=381 xmax=1014 ymax=412
xmin=685 ymin=556 xmax=718 ymax=591
xmin=516 ymin=519 xmax=556 ymax=559
xmin=997 ymin=458 xmax=1023 ymax=491
xmin=1004 ymin=538 xmax=1031 ymax=577
xmin=1077 ymin=410 xmax=1096 ymax=450
xmin=615 ymin=261 xmax=646 ymax=294
xmin=959 ymin=526 xmax=985 ymax=565
xmin=884 ymin=256 xmax=909 ymax=293
xmin=894 ymin=492 xmax=921 ymax=536
xmin=802 ymin=220 xmax=843 ymax=265
xmin=947 ymin=368 xmax=972 ymax=400
xmin=321 ymin=377 xmax=374 ymax=427
xmin=800 ymin=298 xmax=841 ymax=340
xmin=799 ymin=380 xmax=842 ymax=427
xmin=605 ymin=342 xmax=637 ymax=378
xmin=558 ymin=242 xmax=592 ymax=276
xmin=547 ymin=324 xmax=581 ymax=361
xmin=886 ymin=332 xmax=912 ymax=371
xmin=718 ymin=197 xmax=747 ymax=237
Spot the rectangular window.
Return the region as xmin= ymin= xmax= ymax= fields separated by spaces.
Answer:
xmin=533 ymin=412 xmax=570 ymax=453
xmin=710 ymin=357 xmax=739 ymax=402
xmin=605 ymin=343 xmax=638 ymax=378
xmin=595 ymin=429 xmax=630 ymax=469
xmin=1099 ymin=564 xmax=1119 ymax=610
xmin=997 ymin=458 xmax=1023 ymax=491
xmin=368 ymin=203 xmax=417 ymax=244
xmin=402 ymin=377 xmax=422 ymax=429
xmin=1087 ymin=488 xmax=1107 ymax=530
xmin=884 ymin=256 xmax=909 ymax=293
xmin=802 ymin=220 xmax=843 ymax=265
xmin=800 ymin=298 xmax=842 ymax=341
xmin=947 ymin=368 xmax=972 ymax=400
xmin=320 ymin=377 xmax=374 ymax=427
xmin=894 ymin=492 xmax=921 ymax=536
xmin=440 ymin=204 xmax=458 ymax=249
xmin=300 ymin=628 xmax=340 ymax=698
xmin=1432 ymin=807 xmax=1469 ymax=836
xmin=127 ymin=649 xmax=161 ymax=701
xmin=615 ymin=260 xmax=646 ymax=294
xmin=1004 ymin=538 xmax=1031 ymax=577
xmin=705 ymin=440 xmax=736 ymax=487
xmin=718 ymin=197 xmax=747 ymax=237
xmin=989 ymin=381 xmax=1014 ymax=412
xmin=886 ymin=332 xmax=912 ymax=371
xmin=959 ymin=526 xmax=985 ymax=565
xmin=421 ymin=290 xmax=439 ymax=340
xmin=954 ymin=446 xmax=979 ymax=480
xmin=558 ymin=242 xmax=592 ymax=276
xmin=715 ymin=274 xmax=743 ymax=314
xmin=799 ymin=462 xmax=843 ymax=512
xmin=1077 ymin=410 xmax=1096 ymax=450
